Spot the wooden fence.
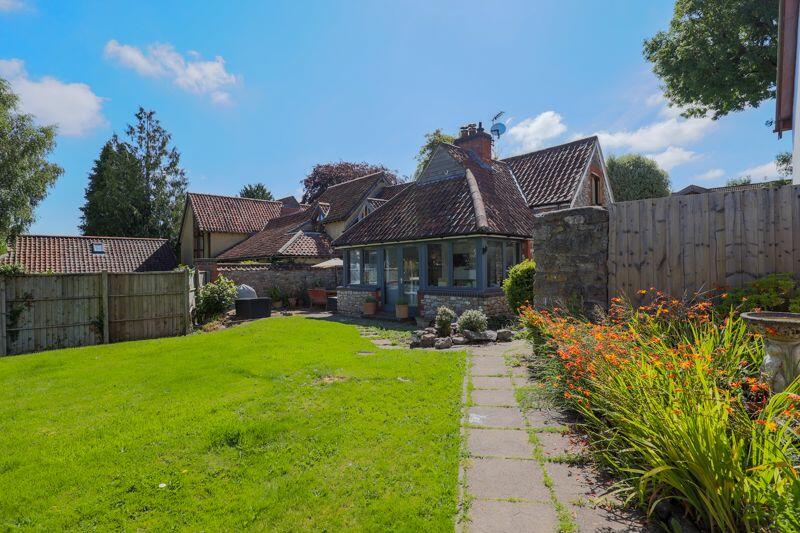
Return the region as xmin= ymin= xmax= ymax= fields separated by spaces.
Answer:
xmin=0 ymin=270 xmax=199 ymax=356
xmin=608 ymin=184 xmax=800 ymax=300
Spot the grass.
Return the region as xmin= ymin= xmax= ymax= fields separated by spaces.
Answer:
xmin=0 ymin=316 xmax=465 ymax=531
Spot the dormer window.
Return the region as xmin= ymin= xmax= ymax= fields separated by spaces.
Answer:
xmin=91 ymin=243 xmax=104 ymax=254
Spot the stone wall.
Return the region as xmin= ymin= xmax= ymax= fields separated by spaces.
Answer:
xmin=418 ymin=290 xmax=512 ymax=320
xmin=337 ymin=287 xmax=379 ymax=317
xmin=215 ymin=263 xmax=338 ymax=300
xmin=532 ymin=206 xmax=608 ymax=314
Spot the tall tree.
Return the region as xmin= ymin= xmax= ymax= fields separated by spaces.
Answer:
xmin=301 ymin=162 xmax=398 ymax=204
xmin=80 ymin=108 xmax=187 ymax=242
xmin=239 ymin=183 xmax=274 ymax=200
xmin=413 ymin=129 xmax=455 ymax=179
xmin=0 ymin=78 xmax=63 ymax=251
xmin=125 ymin=108 xmax=188 ymax=241
xmin=776 ymin=152 xmax=793 ymax=178
xmin=606 ymin=154 xmax=671 ymax=201
xmin=80 ymin=136 xmax=146 ymax=235
xmin=643 ymin=0 xmax=778 ymax=119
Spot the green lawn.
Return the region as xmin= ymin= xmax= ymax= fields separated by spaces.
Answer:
xmin=0 ymin=317 xmax=465 ymax=531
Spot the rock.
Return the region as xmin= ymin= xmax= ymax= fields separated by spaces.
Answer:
xmin=420 ymin=333 xmax=436 ymax=348
xmin=410 ymin=330 xmax=424 ymax=348
xmin=434 ymin=337 xmax=453 ymax=349
xmin=451 ymin=322 xmax=459 ymax=333
xmin=463 ymin=330 xmax=497 ymax=343
xmin=451 ymin=336 xmax=467 ymax=345
xmin=424 ymin=327 xmax=437 ymax=335
xmin=496 ymin=329 xmax=514 ymax=342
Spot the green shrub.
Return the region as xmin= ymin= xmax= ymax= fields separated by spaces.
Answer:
xmin=0 ymin=263 xmax=25 ymax=276
xmin=720 ymin=272 xmax=800 ymax=313
xmin=457 ymin=309 xmax=487 ymax=333
xmin=502 ymin=259 xmax=536 ymax=312
xmin=196 ymin=276 xmax=236 ymax=323
xmin=435 ymin=306 xmax=456 ymax=336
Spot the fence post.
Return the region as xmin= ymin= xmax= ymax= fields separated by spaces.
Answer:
xmin=0 ymin=277 xmax=6 ymax=356
xmin=184 ymin=269 xmax=192 ymax=334
xmin=101 ymin=271 xmax=110 ymax=344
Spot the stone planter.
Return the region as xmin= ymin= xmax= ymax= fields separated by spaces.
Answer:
xmin=742 ymin=311 xmax=800 ymax=392
xmin=395 ymin=304 xmax=409 ymax=320
xmin=362 ymin=301 xmax=377 ymax=316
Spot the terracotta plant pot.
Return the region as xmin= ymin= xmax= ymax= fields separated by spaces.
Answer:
xmin=395 ymin=304 xmax=409 ymax=319
xmin=363 ymin=301 xmax=377 ymax=315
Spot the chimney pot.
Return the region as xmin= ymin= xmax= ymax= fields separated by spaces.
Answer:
xmin=454 ymin=120 xmax=493 ymax=163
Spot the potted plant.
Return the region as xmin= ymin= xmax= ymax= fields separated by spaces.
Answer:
xmin=287 ymin=290 xmax=299 ymax=308
xmin=363 ymin=295 xmax=377 ymax=316
xmin=269 ymin=287 xmax=282 ymax=308
xmin=395 ymin=296 xmax=409 ymax=319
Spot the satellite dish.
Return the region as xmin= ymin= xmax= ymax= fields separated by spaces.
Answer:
xmin=490 ymin=122 xmax=506 ymax=138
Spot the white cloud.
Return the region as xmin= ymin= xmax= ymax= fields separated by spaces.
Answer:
xmin=104 ymin=40 xmax=239 ymax=104
xmin=505 ymin=111 xmax=567 ymax=153
xmin=693 ymin=168 xmax=725 ymax=181
xmin=647 ymin=146 xmax=697 ymax=171
xmin=0 ymin=59 xmax=105 ymax=136
xmin=0 ymin=0 xmax=26 ymax=12
xmin=579 ymin=96 xmax=714 ymax=153
xmin=738 ymin=161 xmax=779 ymax=181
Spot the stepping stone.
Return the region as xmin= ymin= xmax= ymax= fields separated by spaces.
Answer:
xmin=468 ymin=406 xmax=525 ymax=428
xmin=472 ymin=376 xmax=514 ymax=390
xmin=467 ymin=499 xmax=557 ymax=532
xmin=525 ymin=408 xmax=578 ymax=428
xmin=466 ymin=457 xmax=550 ymax=501
xmin=510 ymin=365 xmax=528 ymax=378
xmin=536 ymin=431 xmax=584 ymax=457
xmin=471 ymin=388 xmax=517 ymax=407
xmin=471 ymin=356 xmax=508 ymax=376
xmin=468 ymin=428 xmax=532 ymax=459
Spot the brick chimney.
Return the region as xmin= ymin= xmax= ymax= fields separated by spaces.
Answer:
xmin=454 ymin=122 xmax=493 ymax=163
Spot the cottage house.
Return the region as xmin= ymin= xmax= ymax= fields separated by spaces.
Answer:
xmin=177 ymin=193 xmax=287 ymax=265
xmin=332 ymin=123 xmax=612 ymax=319
xmin=0 ymin=235 xmax=177 ymax=273
xmin=210 ymin=171 xmax=405 ymax=265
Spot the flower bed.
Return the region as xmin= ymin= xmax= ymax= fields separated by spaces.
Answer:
xmin=520 ymin=293 xmax=800 ymax=531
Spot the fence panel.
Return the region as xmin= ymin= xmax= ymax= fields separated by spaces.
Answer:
xmin=608 ymin=184 xmax=800 ymax=300
xmin=1 ymin=270 xmax=194 ymax=356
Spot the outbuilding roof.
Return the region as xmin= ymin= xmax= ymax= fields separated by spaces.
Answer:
xmin=0 ymin=235 xmax=177 ymax=273
xmin=186 ymin=192 xmax=284 ymax=233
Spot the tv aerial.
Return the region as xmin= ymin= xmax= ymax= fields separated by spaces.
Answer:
xmin=490 ymin=111 xmax=506 ymax=139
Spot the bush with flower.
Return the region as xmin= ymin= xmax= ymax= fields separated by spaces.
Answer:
xmin=520 ymin=293 xmax=800 ymax=531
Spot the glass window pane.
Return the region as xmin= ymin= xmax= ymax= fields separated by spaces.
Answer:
xmin=427 ymin=243 xmax=447 ymax=287
xmin=487 ymin=241 xmax=503 ymax=287
xmin=503 ymin=241 xmax=518 ymax=279
xmin=364 ymin=250 xmax=378 ymax=285
xmin=452 ymin=240 xmax=476 ymax=288
xmin=385 ymin=249 xmax=399 ymax=293
xmin=349 ymin=250 xmax=361 ymax=285
xmin=402 ymin=246 xmax=420 ymax=306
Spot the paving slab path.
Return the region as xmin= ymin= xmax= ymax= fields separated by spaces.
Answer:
xmin=459 ymin=340 xmax=650 ymax=533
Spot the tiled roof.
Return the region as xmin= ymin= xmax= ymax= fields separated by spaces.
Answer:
xmin=673 ymin=180 xmax=789 ymax=195
xmin=215 ymin=207 xmax=334 ymax=260
xmin=187 ymin=192 xmax=284 ymax=233
xmin=278 ymin=195 xmax=300 ymax=208
xmin=503 ymin=136 xmax=598 ymax=207
xmin=374 ymin=182 xmax=411 ymax=200
xmin=0 ymin=235 xmax=177 ymax=273
xmin=334 ymin=145 xmax=535 ymax=246
xmin=317 ymin=172 xmax=386 ymax=222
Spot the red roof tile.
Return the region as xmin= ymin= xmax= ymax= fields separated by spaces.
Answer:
xmin=187 ymin=192 xmax=284 ymax=233
xmin=373 ymin=182 xmax=411 ymax=200
xmin=215 ymin=208 xmax=334 ymax=260
xmin=503 ymin=136 xmax=598 ymax=207
xmin=1 ymin=235 xmax=177 ymax=273
xmin=316 ymin=172 xmax=387 ymax=222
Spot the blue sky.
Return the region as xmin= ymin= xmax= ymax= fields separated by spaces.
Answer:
xmin=1 ymin=0 xmax=791 ymax=235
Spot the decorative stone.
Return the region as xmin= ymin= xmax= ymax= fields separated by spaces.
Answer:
xmin=742 ymin=311 xmax=800 ymax=393
xmin=451 ymin=335 xmax=467 ymax=345
xmin=496 ymin=329 xmax=514 ymax=342
xmin=420 ymin=333 xmax=437 ymax=348
xmin=435 ymin=337 xmax=453 ymax=349
xmin=463 ymin=330 xmax=498 ymax=343
xmin=424 ymin=327 xmax=437 ymax=335
xmin=410 ymin=330 xmax=424 ymax=347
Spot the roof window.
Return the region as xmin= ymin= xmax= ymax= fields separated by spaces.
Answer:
xmin=91 ymin=243 xmax=104 ymax=254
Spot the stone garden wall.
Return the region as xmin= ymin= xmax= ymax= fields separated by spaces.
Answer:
xmin=532 ymin=206 xmax=609 ymax=314
xmin=215 ymin=263 xmax=338 ymax=300
xmin=337 ymin=287 xmax=379 ymax=317
xmin=418 ymin=290 xmax=512 ymax=320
